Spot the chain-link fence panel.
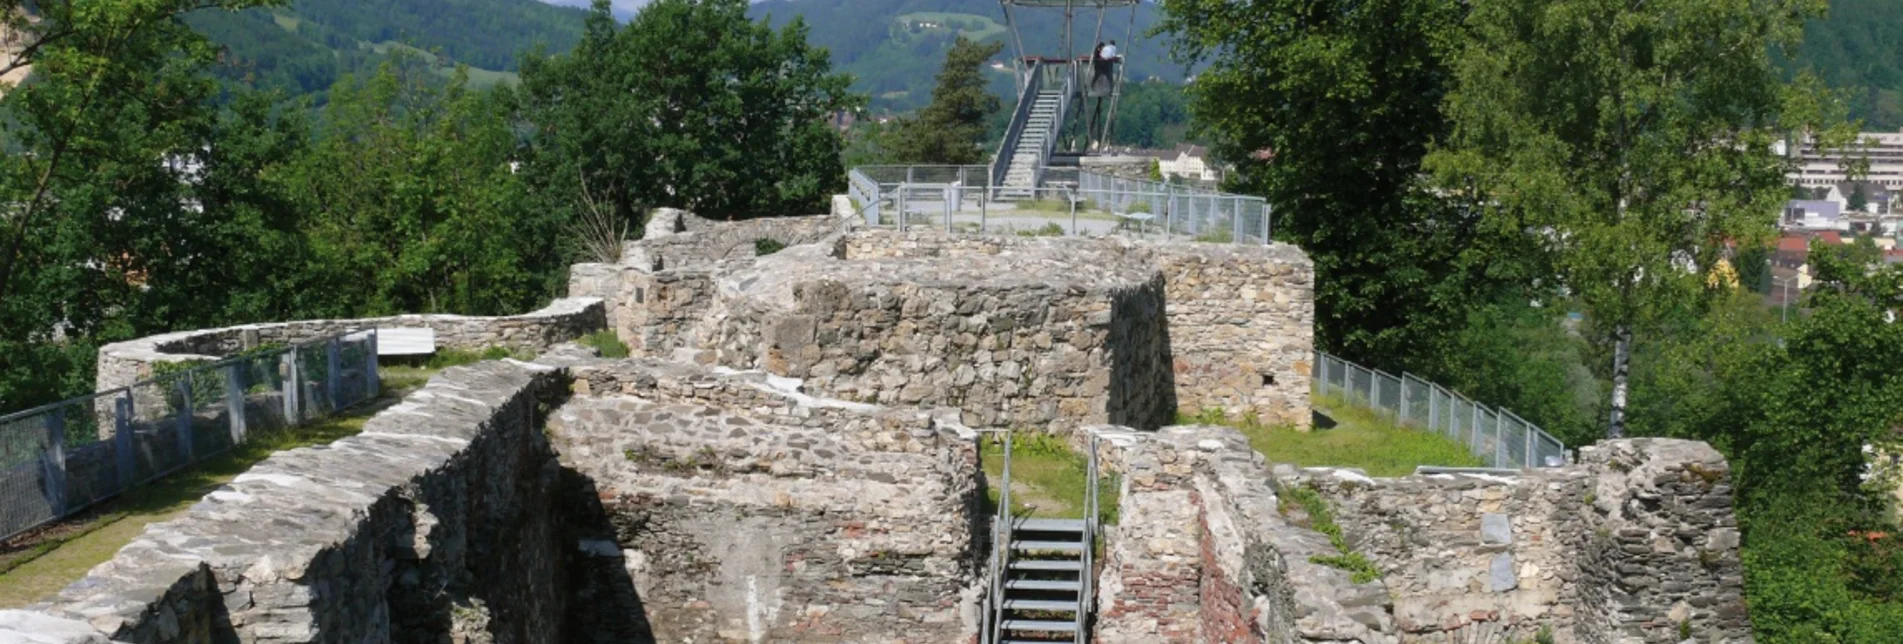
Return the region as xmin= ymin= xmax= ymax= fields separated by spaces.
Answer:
xmin=1312 ymin=352 xmax=1568 ymax=470
xmin=1349 ymin=365 xmax=1373 ymax=406
xmin=1374 ymin=371 xmax=1402 ymax=415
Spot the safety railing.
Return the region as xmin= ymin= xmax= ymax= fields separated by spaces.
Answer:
xmin=849 ymin=165 xmax=1272 ymax=245
xmin=1311 ymin=351 xmax=1570 ymax=469
xmin=0 ymin=330 xmax=380 ymax=541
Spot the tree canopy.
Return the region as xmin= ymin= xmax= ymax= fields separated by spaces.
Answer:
xmin=518 ymin=0 xmax=858 ymax=222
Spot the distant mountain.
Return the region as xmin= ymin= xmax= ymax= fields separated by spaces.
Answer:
xmin=747 ymin=0 xmax=1186 ymax=111
xmin=186 ymin=0 xmax=591 ymax=101
xmin=1793 ymin=0 xmax=1903 ymax=130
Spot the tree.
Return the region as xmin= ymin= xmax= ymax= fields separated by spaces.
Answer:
xmin=1157 ymin=0 xmax=1533 ymax=375
xmin=1850 ymin=182 xmax=1870 ymax=211
xmin=518 ymin=0 xmax=859 ymax=222
xmin=1426 ymin=0 xmax=1848 ymax=438
xmin=884 ymin=37 xmax=1003 ymax=165
xmin=280 ymin=61 xmax=563 ymax=317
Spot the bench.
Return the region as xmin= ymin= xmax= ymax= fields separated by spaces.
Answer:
xmin=1113 ymin=211 xmax=1156 ymax=235
xmin=372 ymin=327 xmax=436 ymax=357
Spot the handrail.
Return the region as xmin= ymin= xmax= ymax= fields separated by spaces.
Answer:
xmin=1030 ymin=62 xmax=1075 ymax=191
xmin=991 ymin=60 xmax=1044 ymax=189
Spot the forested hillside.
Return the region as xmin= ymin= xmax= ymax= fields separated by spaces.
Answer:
xmin=748 ymin=0 xmax=1184 ymax=111
xmin=184 ymin=0 xmax=588 ymax=100
xmin=1794 ymin=0 xmax=1903 ymax=129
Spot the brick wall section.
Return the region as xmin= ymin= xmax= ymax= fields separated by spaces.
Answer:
xmin=1198 ymin=503 xmax=1261 ymax=644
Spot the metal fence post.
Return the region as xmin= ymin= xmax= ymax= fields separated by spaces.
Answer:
xmin=1232 ymin=198 xmax=1243 ymax=243
xmin=944 ymin=187 xmax=954 ymax=233
xmin=114 ymin=393 xmax=135 ymax=491
xmin=1370 ymin=373 xmax=1382 ymax=413
xmin=1069 ymin=190 xmax=1079 ymax=236
xmin=1427 ymin=385 xmax=1439 ymax=432
xmin=282 ymin=351 xmax=299 ymax=423
xmin=326 ymin=338 xmax=342 ymax=414
xmin=176 ymin=374 xmax=195 ymax=465
xmin=1470 ymin=402 xmax=1483 ymax=465
xmin=226 ymin=362 xmax=246 ymax=444
xmin=368 ymin=329 xmax=381 ymax=398
xmin=1263 ymin=202 xmax=1272 ymax=243
xmin=1399 ymin=374 xmax=1411 ymax=424
xmin=980 ymin=187 xmax=989 ymax=232
xmin=43 ymin=408 xmax=67 ymax=516
xmin=1522 ymin=414 xmax=1535 ymax=468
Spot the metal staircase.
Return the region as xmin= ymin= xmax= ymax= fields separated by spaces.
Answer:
xmin=999 ymin=89 xmax=1063 ymax=198
xmin=982 ymin=433 xmax=1101 ymax=644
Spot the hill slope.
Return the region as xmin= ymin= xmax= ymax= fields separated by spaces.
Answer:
xmin=748 ymin=0 xmax=1186 ymax=111
xmin=186 ymin=0 xmax=590 ymax=100
xmin=1793 ymin=0 xmax=1903 ymax=130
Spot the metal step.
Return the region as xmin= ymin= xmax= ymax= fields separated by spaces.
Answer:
xmin=1001 ymin=620 xmax=1080 ymax=633
xmin=1010 ymin=559 xmax=1083 ymax=572
xmin=1005 ymin=579 xmax=1082 ymax=592
xmin=1012 ymin=540 xmax=1084 ymax=553
xmin=1016 ymin=518 xmax=1087 ymax=532
xmin=1002 ymin=599 xmax=1078 ymax=612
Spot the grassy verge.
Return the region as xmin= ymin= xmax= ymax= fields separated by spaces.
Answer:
xmin=979 ymin=432 xmax=1119 ymax=524
xmin=1179 ymin=392 xmax=1483 ymax=477
xmin=0 ymin=367 xmax=439 ymax=607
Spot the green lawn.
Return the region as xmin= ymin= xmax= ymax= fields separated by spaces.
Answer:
xmin=0 ymin=367 xmax=441 ymax=607
xmin=894 ymin=12 xmax=1007 ymax=42
xmin=1185 ymin=393 xmax=1485 ymax=476
xmin=980 ymin=432 xmax=1119 ymax=524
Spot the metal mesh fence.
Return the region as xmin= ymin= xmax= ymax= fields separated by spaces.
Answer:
xmin=0 ymin=330 xmax=380 ymax=541
xmin=1312 ymin=351 xmax=1569 ymax=470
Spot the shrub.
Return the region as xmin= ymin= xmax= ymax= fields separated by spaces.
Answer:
xmin=580 ymin=331 xmax=630 ymax=359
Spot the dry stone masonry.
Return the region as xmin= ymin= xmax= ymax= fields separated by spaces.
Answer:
xmin=0 ymin=208 xmax=1756 ymax=644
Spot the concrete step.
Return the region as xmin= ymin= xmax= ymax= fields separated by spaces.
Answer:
xmin=1010 ymin=559 xmax=1083 ymax=572
xmin=1016 ymin=518 xmax=1087 ymax=532
xmin=1001 ymin=620 xmax=1079 ymax=633
xmin=1002 ymin=599 xmax=1078 ymax=612
xmin=1005 ymin=579 xmax=1082 ymax=592
xmin=1012 ymin=540 xmax=1084 ymax=553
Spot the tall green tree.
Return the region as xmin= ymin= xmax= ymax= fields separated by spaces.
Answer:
xmin=884 ymin=36 xmax=1003 ymax=165
xmin=518 ymin=0 xmax=859 ymax=222
xmin=1157 ymin=0 xmax=1531 ymax=373
xmin=280 ymin=61 xmax=563 ymax=317
xmin=0 ymin=0 xmax=282 ymax=411
xmin=1426 ymin=0 xmax=1848 ymax=438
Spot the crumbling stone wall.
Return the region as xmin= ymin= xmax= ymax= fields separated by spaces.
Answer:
xmin=546 ymin=358 xmax=984 ymax=643
xmin=1293 ymin=438 xmax=1752 ymax=644
xmin=4 ymin=360 xmax=581 ymax=643
xmin=1151 ymin=244 xmax=1313 ymax=427
xmin=94 ymin=297 xmax=606 ymax=393
xmin=692 ymin=240 xmax=1174 ymax=429
xmin=1090 ymin=425 xmax=1398 ymax=644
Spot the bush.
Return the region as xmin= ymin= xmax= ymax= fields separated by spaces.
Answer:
xmin=150 ymin=360 xmax=223 ymax=413
xmin=580 ymin=331 xmax=630 ymax=359
xmin=754 ymin=238 xmax=786 ymax=256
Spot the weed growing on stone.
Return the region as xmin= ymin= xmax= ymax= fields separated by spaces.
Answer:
xmin=580 ymin=331 xmax=630 ymax=359
xmin=754 ymin=238 xmax=787 ymax=256
xmin=1282 ymin=485 xmax=1382 ymax=583
xmin=426 ymin=346 xmax=533 ymax=369
xmin=1014 ymin=222 xmax=1066 ymax=237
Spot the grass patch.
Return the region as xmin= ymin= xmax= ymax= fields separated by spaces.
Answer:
xmin=1015 ymin=222 xmax=1067 ymax=237
xmin=579 ymin=331 xmax=630 ymax=359
xmin=425 ymin=346 xmax=533 ymax=369
xmin=1280 ymin=485 xmax=1381 ymax=583
xmin=979 ymin=431 xmax=1119 ymax=524
xmin=1178 ymin=394 xmax=1483 ymax=477
xmin=0 ymin=370 xmax=440 ymax=607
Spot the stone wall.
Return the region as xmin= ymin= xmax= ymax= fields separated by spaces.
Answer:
xmin=1291 ymin=438 xmax=1752 ymax=644
xmin=1090 ymin=425 xmax=1398 ymax=644
xmin=1150 ymin=243 xmax=1313 ymax=427
xmin=546 ymin=358 xmax=984 ymax=643
xmin=94 ymin=297 xmax=606 ymax=394
xmin=2 ymin=360 xmax=581 ymax=643
xmin=692 ymin=239 xmax=1174 ymax=430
